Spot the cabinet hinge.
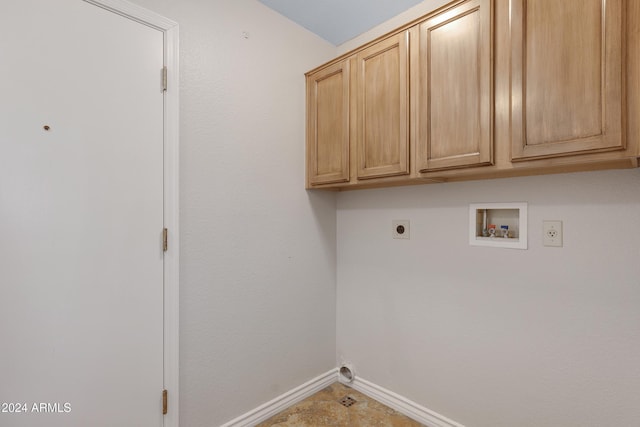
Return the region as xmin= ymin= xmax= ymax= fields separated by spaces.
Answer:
xmin=162 ymin=228 xmax=168 ymax=252
xmin=162 ymin=66 xmax=168 ymax=92
xmin=162 ymin=389 xmax=168 ymax=415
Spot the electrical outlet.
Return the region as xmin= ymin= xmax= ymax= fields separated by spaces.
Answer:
xmin=392 ymin=220 xmax=410 ymax=239
xmin=543 ymin=220 xmax=562 ymax=247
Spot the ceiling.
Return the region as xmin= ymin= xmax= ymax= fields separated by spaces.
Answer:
xmin=258 ymin=0 xmax=425 ymax=45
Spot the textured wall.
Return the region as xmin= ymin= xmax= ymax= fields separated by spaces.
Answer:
xmin=336 ymin=2 xmax=640 ymax=425
xmin=119 ymin=0 xmax=640 ymax=426
xmin=336 ymin=0 xmax=449 ymax=54
xmin=337 ymin=169 xmax=640 ymax=426
xmin=129 ymin=0 xmax=337 ymax=425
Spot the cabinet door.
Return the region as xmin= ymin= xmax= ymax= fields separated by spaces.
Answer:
xmin=510 ymin=0 xmax=624 ymax=161
xmin=355 ymin=31 xmax=410 ymax=179
xmin=417 ymin=0 xmax=493 ymax=172
xmin=306 ymin=60 xmax=350 ymax=186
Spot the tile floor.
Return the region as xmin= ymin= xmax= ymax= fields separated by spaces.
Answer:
xmin=256 ymin=382 xmax=425 ymax=426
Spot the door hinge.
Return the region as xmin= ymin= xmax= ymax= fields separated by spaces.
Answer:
xmin=162 ymin=389 xmax=168 ymax=415
xmin=162 ymin=66 xmax=168 ymax=92
xmin=162 ymin=228 xmax=168 ymax=252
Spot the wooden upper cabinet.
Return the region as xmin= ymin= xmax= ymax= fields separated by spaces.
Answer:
xmin=510 ymin=0 xmax=624 ymax=161
xmin=306 ymin=59 xmax=350 ymax=186
xmin=355 ymin=31 xmax=411 ymax=179
xmin=304 ymin=0 xmax=637 ymax=190
xmin=416 ymin=0 xmax=493 ymax=172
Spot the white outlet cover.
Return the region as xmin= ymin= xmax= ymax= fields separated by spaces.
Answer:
xmin=543 ymin=220 xmax=563 ymax=247
xmin=392 ymin=220 xmax=410 ymax=239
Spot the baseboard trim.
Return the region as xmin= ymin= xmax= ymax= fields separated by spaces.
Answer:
xmin=220 ymin=368 xmax=464 ymax=427
xmin=347 ymin=376 xmax=465 ymax=427
xmin=220 ymin=368 xmax=338 ymax=427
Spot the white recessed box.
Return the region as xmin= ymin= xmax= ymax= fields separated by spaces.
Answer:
xmin=469 ymin=202 xmax=528 ymax=249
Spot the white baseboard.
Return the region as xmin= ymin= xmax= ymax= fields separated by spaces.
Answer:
xmin=220 ymin=368 xmax=337 ymax=427
xmin=346 ymin=376 xmax=466 ymax=427
xmin=220 ymin=368 xmax=464 ymax=427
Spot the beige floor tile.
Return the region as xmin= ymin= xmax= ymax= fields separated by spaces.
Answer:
xmin=256 ymin=382 xmax=425 ymax=427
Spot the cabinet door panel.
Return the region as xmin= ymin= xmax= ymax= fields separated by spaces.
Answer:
xmin=511 ymin=0 xmax=624 ymax=160
xmin=356 ymin=31 xmax=410 ymax=179
xmin=307 ymin=60 xmax=350 ymax=185
xmin=417 ymin=0 xmax=493 ymax=172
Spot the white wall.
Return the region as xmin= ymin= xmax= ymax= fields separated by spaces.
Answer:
xmin=337 ymin=170 xmax=640 ymax=427
xmin=336 ymin=3 xmax=640 ymax=425
xmin=112 ymin=1 xmax=640 ymax=426
xmin=128 ymin=0 xmax=338 ymax=425
xmin=337 ymin=0 xmax=449 ymax=54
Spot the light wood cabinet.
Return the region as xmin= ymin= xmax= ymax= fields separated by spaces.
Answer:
xmin=416 ymin=0 xmax=493 ymax=171
xmin=355 ymin=30 xmax=411 ymax=179
xmin=305 ymin=0 xmax=638 ymax=190
xmin=510 ymin=0 xmax=624 ymax=161
xmin=306 ymin=59 xmax=350 ymax=186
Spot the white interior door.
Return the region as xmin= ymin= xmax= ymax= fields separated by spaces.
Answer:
xmin=0 ymin=1 xmax=165 ymax=425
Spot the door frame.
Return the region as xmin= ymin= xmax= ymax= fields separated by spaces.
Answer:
xmin=82 ymin=1 xmax=180 ymax=425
